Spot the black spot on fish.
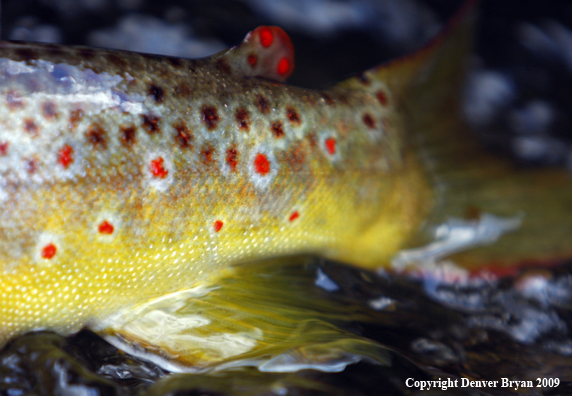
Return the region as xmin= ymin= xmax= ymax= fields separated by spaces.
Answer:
xmin=256 ymin=95 xmax=270 ymax=114
xmin=142 ymin=114 xmax=161 ymax=134
xmin=26 ymin=158 xmax=38 ymax=174
xmin=286 ymin=107 xmax=301 ymax=125
xmin=120 ymin=126 xmax=136 ymax=147
xmin=226 ymin=147 xmax=238 ymax=171
xmin=201 ymin=145 xmax=215 ymax=164
xmin=149 ymin=84 xmax=165 ymax=103
xmin=86 ymin=125 xmax=107 ymax=149
xmin=362 ymin=113 xmax=376 ymax=129
xmin=69 ymin=108 xmax=83 ymax=130
xmin=202 ymin=106 xmax=219 ymax=130
xmin=235 ymin=107 xmax=250 ymax=131
xmin=24 ymin=119 xmax=38 ymax=136
xmin=42 ymin=101 xmax=58 ymax=120
xmin=271 ymin=120 xmax=284 ymax=138
xmin=174 ymin=121 xmax=192 ymax=149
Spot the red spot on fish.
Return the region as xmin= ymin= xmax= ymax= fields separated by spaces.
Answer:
xmin=362 ymin=113 xmax=376 ymax=129
xmin=259 ymin=27 xmax=274 ymax=47
xmin=86 ymin=125 xmax=107 ymax=149
xmin=325 ymin=138 xmax=336 ymax=155
xmin=98 ymin=220 xmax=114 ymax=235
xmin=23 ymin=119 xmax=38 ymax=136
xmin=120 ymin=126 xmax=136 ymax=147
xmin=142 ymin=114 xmax=161 ymax=134
xmin=202 ymin=105 xmax=220 ymax=130
xmin=150 ymin=157 xmax=168 ymax=179
xmin=235 ymin=107 xmax=250 ymax=131
xmin=254 ymin=153 xmax=270 ymax=175
xmin=376 ymin=90 xmax=388 ymax=106
xmin=286 ymin=107 xmax=301 ymax=125
xmin=42 ymin=101 xmax=58 ymax=120
xmin=41 ymin=243 xmax=57 ymax=259
xmin=226 ymin=147 xmax=238 ymax=171
xmin=0 ymin=142 xmax=8 ymax=156
xmin=271 ymin=120 xmax=284 ymax=138
xmin=277 ymin=57 xmax=290 ymax=76
xmin=248 ymin=54 xmax=257 ymax=67
xmin=174 ymin=121 xmax=192 ymax=149
xmin=213 ymin=220 xmax=224 ymax=233
xmin=58 ymin=145 xmax=73 ymax=168
xmin=289 ymin=211 xmax=299 ymax=222
xmin=256 ymin=95 xmax=270 ymax=114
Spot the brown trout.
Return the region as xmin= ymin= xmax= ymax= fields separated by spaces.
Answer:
xmin=1 ymin=0 xmax=571 ymax=371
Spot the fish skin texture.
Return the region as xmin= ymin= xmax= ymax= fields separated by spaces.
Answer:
xmin=0 ymin=28 xmax=431 ymax=344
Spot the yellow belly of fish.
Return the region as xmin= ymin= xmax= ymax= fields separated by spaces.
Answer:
xmin=0 ymin=149 xmax=432 ymax=344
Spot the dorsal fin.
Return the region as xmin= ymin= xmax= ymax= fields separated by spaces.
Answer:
xmin=217 ymin=26 xmax=295 ymax=83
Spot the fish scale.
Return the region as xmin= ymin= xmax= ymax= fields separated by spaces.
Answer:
xmin=0 ymin=25 xmax=422 ymax=348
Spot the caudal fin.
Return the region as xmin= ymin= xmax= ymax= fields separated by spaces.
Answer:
xmin=343 ymin=0 xmax=572 ymax=274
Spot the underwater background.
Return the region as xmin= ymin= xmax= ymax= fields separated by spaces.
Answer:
xmin=2 ymin=0 xmax=572 ymax=395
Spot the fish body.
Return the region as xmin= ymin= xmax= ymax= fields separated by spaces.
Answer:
xmin=2 ymin=0 xmax=571 ymax=371
xmin=0 ymin=27 xmax=431 ymax=343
